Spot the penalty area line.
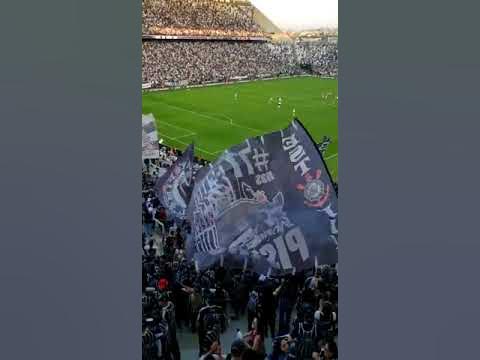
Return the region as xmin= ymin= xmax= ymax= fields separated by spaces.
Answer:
xmin=325 ymin=153 xmax=338 ymax=160
xmin=159 ymin=134 xmax=217 ymax=156
xmin=160 ymin=101 xmax=263 ymax=135
xmin=172 ymin=133 xmax=196 ymax=141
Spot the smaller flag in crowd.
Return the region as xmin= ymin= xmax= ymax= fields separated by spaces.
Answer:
xmin=142 ymin=114 xmax=160 ymax=160
xmin=154 ymin=143 xmax=195 ymax=222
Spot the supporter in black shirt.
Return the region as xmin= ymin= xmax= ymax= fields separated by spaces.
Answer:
xmin=275 ymin=274 xmax=299 ymax=335
xmin=260 ymin=279 xmax=276 ymax=338
xmin=290 ymin=304 xmax=322 ymax=360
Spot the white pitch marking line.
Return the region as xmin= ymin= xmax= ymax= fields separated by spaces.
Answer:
xmin=159 ymin=134 xmax=217 ymax=156
xmin=325 ymin=153 xmax=338 ymax=160
xmin=159 ymin=101 xmax=263 ymax=135
xmin=230 ymin=121 xmax=263 ymax=135
xmin=158 ymin=120 xmax=193 ymax=134
xmin=157 ymin=127 xmax=195 ymax=140
xmin=172 ymin=133 xmax=196 ymax=141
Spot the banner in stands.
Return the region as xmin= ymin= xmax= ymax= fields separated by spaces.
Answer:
xmin=142 ymin=114 xmax=160 ymax=159
xmin=186 ymin=120 xmax=338 ymax=272
xmin=155 ymin=144 xmax=195 ymax=222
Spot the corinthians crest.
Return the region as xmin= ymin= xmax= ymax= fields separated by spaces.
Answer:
xmin=304 ymin=178 xmax=326 ymax=202
xmin=297 ymin=169 xmax=338 ymax=237
xmin=296 ymin=169 xmax=330 ymax=208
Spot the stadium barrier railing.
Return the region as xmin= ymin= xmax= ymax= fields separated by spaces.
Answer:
xmin=142 ymin=34 xmax=269 ymax=42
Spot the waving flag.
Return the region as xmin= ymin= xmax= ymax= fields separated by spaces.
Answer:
xmin=186 ymin=120 xmax=337 ymax=272
xmin=155 ymin=144 xmax=195 ymax=222
xmin=142 ymin=114 xmax=160 ymax=160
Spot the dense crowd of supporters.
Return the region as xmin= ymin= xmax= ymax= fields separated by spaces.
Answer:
xmin=141 ymin=0 xmax=338 ymax=87
xmin=296 ymin=42 xmax=338 ymax=78
xmin=142 ymin=40 xmax=339 ymax=87
xmin=142 ymin=146 xmax=338 ymax=360
xmin=143 ymin=0 xmax=260 ymax=34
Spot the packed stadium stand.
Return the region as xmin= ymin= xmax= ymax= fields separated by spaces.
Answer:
xmin=142 ymin=0 xmax=338 ymax=89
xmin=142 ymin=0 xmax=262 ymax=35
xmin=296 ymin=40 xmax=338 ymax=78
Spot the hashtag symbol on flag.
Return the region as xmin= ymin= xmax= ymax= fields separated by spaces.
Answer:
xmin=252 ymin=148 xmax=270 ymax=172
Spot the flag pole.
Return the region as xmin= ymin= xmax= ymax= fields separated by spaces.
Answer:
xmin=242 ymin=257 xmax=248 ymax=273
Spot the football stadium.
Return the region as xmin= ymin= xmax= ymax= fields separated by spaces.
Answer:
xmin=142 ymin=1 xmax=338 ymax=359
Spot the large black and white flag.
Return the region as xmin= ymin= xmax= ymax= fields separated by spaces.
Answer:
xmin=142 ymin=114 xmax=160 ymax=160
xmin=186 ymin=120 xmax=338 ymax=272
xmin=155 ymin=144 xmax=195 ymax=222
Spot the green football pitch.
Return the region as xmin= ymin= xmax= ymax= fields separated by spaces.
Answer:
xmin=142 ymin=77 xmax=338 ymax=179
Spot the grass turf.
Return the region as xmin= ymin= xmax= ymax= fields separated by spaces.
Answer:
xmin=142 ymin=77 xmax=338 ymax=179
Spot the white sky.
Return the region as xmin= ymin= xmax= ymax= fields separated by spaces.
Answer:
xmin=250 ymin=0 xmax=338 ymax=31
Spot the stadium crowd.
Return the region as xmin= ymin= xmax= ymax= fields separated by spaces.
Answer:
xmin=142 ymin=39 xmax=338 ymax=87
xmin=143 ymin=0 xmax=261 ymax=34
xmin=296 ymin=42 xmax=338 ymax=78
xmin=142 ymin=147 xmax=338 ymax=360
xmin=141 ymin=0 xmax=338 ymax=87
xmin=143 ymin=146 xmax=207 ymax=179
xmin=142 ymin=40 xmax=314 ymax=87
